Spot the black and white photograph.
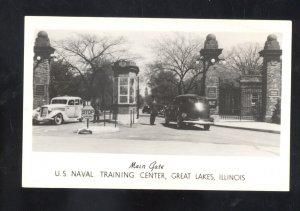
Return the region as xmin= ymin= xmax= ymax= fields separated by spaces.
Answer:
xmin=23 ymin=17 xmax=291 ymax=191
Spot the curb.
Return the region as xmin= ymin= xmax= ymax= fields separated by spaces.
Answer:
xmin=213 ymin=124 xmax=280 ymax=134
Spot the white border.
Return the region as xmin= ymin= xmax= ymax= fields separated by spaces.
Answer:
xmin=23 ymin=17 xmax=291 ymax=191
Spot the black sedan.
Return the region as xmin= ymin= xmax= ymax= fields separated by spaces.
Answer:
xmin=142 ymin=105 xmax=151 ymax=114
xmin=164 ymin=94 xmax=214 ymax=130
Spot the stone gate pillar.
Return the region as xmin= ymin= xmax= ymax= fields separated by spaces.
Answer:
xmin=33 ymin=31 xmax=55 ymax=109
xmin=206 ymin=66 xmax=219 ymax=115
xmin=259 ymin=34 xmax=282 ymax=122
xmin=200 ymin=34 xmax=223 ymax=116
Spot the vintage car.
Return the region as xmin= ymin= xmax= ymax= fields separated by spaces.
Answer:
xmin=142 ymin=105 xmax=151 ymax=114
xmin=164 ymin=94 xmax=214 ymax=130
xmin=157 ymin=104 xmax=167 ymax=117
xmin=32 ymin=96 xmax=84 ymax=125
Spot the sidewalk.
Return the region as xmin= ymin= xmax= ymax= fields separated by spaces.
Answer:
xmin=74 ymin=120 xmax=120 ymax=135
xmin=213 ymin=120 xmax=280 ymax=134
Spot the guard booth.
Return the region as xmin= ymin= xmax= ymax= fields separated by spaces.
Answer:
xmin=112 ymin=60 xmax=139 ymax=124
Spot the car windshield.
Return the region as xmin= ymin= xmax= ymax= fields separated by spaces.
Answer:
xmin=187 ymin=97 xmax=206 ymax=104
xmin=179 ymin=97 xmax=207 ymax=105
xmin=51 ymin=99 xmax=68 ymax=104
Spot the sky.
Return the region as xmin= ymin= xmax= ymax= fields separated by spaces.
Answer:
xmin=44 ymin=30 xmax=283 ymax=94
xmin=46 ymin=30 xmax=282 ymax=70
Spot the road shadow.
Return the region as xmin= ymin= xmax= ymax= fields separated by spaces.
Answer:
xmin=140 ymin=123 xmax=155 ymax=126
xmin=139 ymin=113 xmax=150 ymax=117
xmin=33 ymin=122 xmax=54 ymax=126
xmin=161 ymin=123 xmax=206 ymax=131
xmin=33 ymin=121 xmax=80 ymax=126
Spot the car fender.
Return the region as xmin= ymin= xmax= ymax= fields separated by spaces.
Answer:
xmin=32 ymin=110 xmax=39 ymax=120
xmin=47 ymin=110 xmax=68 ymax=120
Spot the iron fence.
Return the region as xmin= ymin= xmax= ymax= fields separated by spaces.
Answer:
xmin=220 ymin=106 xmax=261 ymax=121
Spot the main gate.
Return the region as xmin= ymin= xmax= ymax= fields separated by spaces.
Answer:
xmin=219 ymin=87 xmax=240 ymax=116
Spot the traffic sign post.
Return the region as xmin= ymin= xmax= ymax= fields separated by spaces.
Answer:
xmin=77 ymin=103 xmax=95 ymax=134
xmin=82 ymin=106 xmax=95 ymax=129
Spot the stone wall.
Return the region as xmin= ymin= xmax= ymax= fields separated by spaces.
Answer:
xmin=33 ymin=59 xmax=50 ymax=108
xmin=206 ymin=66 xmax=219 ymax=115
xmin=33 ymin=31 xmax=54 ymax=109
xmin=259 ymin=34 xmax=282 ymax=123
xmin=264 ymin=59 xmax=282 ymax=121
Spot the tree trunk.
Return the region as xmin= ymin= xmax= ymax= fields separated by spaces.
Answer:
xmin=177 ymin=82 xmax=183 ymax=95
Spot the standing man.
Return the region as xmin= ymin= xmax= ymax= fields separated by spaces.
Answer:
xmin=92 ymin=99 xmax=100 ymax=123
xmin=150 ymin=99 xmax=158 ymax=125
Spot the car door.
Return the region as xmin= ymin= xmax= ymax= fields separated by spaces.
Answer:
xmin=74 ymin=99 xmax=83 ymax=118
xmin=66 ymin=99 xmax=76 ymax=118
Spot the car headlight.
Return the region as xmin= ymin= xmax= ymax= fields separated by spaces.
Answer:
xmin=195 ymin=102 xmax=204 ymax=111
xmin=181 ymin=113 xmax=187 ymax=118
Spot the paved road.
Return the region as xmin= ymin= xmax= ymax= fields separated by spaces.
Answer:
xmin=32 ymin=114 xmax=280 ymax=156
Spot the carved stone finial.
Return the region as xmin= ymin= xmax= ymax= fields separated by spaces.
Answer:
xmin=264 ymin=34 xmax=280 ymax=50
xmin=206 ymin=34 xmax=216 ymax=41
xmin=35 ymin=31 xmax=50 ymax=47
xmin=204 ymin=34 xmax=218 ymax=49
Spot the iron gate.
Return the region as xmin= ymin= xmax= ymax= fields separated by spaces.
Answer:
xmin=219 ymin=87 xmax=262 ymax=121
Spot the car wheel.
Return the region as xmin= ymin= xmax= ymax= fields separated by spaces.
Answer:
xmin=203 ymin=125 xmax=210 ymax=130
xmin=54 ymin=113 xmax=63 ymax=125
xmin=79 ymin=117 xmax=83 ymax=122
xmin=32 ymin=119 xmax=39 ymax=125
xmin=176 ymin=116 xmax=184 ymax=128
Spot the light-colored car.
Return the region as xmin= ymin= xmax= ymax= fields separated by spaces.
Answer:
xmin=32 ymin=96 xmax=84 ymax=125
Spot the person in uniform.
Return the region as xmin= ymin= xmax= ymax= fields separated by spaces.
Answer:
xmin=150 ymin=99 xmax=158 ymax=125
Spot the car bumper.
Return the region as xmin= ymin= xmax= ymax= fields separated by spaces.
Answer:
xmin=33 ymin=116 xmax=54 ymax=122
xmin=182 ymin=119 xmax=214 ymax=125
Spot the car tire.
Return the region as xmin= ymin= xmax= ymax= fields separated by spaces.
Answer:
xmin=32 ymin=119 xmax=39 ymax=125
xmin=54 ymin=113 xmax=63 ymax=125
xmin=176 ymin=116 xmax=184 ymax=128
xmin=79 ymin=117 xmax=83 ymax=122
xmin=203 ymin=125 xmax=210 ymax=130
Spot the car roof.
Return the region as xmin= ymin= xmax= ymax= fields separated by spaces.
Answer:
xmin=51 ymin=96 xmax=82 ymax=100
xmin=175 ymin=94 xmax=206 ymax=99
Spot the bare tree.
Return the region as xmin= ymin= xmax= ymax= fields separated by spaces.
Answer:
xmin=225 ymin=42 xmax=263 ymax=75
xmin=54 ymin=34 xmax=129 ymax=102
xmin=150 ymin=34 xmax=204 ymax=94
xmin=145 ymin=62 xmax=178 ymax=104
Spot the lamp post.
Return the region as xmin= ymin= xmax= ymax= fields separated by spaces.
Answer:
xmin=199 ymin=34 xmax=223 ymax=96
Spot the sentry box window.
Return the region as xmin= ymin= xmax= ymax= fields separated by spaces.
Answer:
xmin=117 ymin=77 xmax=136 ymax=104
